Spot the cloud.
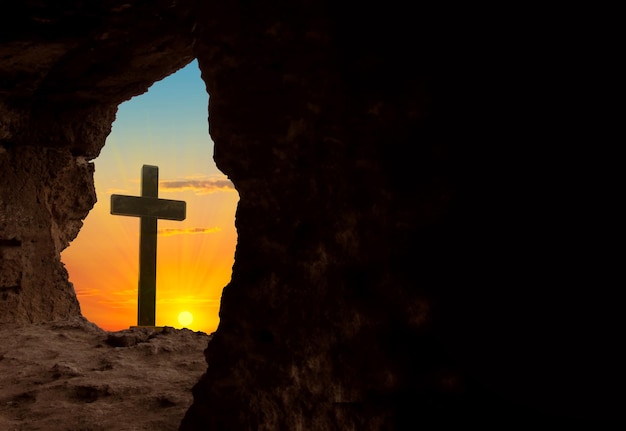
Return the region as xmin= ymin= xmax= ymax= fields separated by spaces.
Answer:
xmin=157 ymin=226 xmax=222 ymax=237
xmin=159 ymin=176 xmax=235 ymax=195
xmin=74 ymin=287 xmax=101 ymax=298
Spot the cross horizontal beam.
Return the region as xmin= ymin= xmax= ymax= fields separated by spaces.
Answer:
xmin=111 ymin=195 xmax=186 ymax=221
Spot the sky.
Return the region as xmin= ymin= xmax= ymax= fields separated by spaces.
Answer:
xmin=61 ymin=60 xmax=239 ymax=334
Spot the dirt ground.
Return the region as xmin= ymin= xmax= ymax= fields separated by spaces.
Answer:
xmin=0 ymin=317 xmax=210 ymax=431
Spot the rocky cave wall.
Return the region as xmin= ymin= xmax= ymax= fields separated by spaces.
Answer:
xmin=1 ymin=0 xmax=195 ymax=323
xmin=182 ymin=2 xmax=460 ymax=429
xmin=1 ymin=1 xmax=623 ymax=429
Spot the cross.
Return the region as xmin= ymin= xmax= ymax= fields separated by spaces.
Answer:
xmin=110 ymin=165 xmax=186 ymax=327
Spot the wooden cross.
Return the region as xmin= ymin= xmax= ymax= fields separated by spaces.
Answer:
xmin=110 ymin=165 xmax=186 ymax=327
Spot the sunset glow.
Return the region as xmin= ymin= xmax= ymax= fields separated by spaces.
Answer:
xmin=178 ymin=311 xmax=194 ymax=327
xmin=61 ymin=60 xmax=238 ymax=334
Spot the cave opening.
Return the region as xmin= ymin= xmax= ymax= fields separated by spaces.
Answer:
xmin=61 ymin=60 xmax=239 ymax=334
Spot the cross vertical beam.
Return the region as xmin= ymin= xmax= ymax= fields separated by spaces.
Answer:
xmin=110 ymin=165 xmax=186 ymax=327
xmin=138 ymin=165 xmax=158 ymax=326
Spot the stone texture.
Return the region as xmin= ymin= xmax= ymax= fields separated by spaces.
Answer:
xmin=1 ymin=1 xmax=623 ymax=429
xmin=181 ymin=2 xmax=456 ymax=429
xmin=0 ymin=0 xmax=195 ymax=156
xmin=0 ymin=318 xmax=210 ymax=430
xmin=0 ymin=146 xmax=88 ymax=322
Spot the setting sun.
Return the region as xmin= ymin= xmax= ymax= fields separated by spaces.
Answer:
xmin=178 ymin=311 xmax=194 ymax=327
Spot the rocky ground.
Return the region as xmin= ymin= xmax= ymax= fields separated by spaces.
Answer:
xmin=0 ymin=318 xmax=210 ymax=431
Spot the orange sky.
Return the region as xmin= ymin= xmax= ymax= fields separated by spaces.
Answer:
xmin=61 ymin=61 xmax=238 ymax=334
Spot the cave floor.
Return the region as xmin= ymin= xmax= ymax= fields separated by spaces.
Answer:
xmin=0 ymin=318 xmax=209 ymax=431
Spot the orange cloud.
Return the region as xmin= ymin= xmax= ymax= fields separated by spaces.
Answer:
xmin=73 ymin=287 xmax=101 ymax=298
xmin=157 ymin=226 xmax=222 ymax=237
xmin=159 ymin=176 xmax=235 ymax=194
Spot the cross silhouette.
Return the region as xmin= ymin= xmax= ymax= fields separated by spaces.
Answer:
xmin=110 ymin=165 xmax=186 ymax=327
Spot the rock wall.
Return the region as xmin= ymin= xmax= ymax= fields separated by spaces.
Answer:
xmin=0 ymin=146 xmax=90 ymax=322
xmin=1 ymin=0 xmax=195 ymax=323
xmin=1 ymin=1 xmax=623 ymax=429
xmin=181 ymin=2 xmax=460 ymax=429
